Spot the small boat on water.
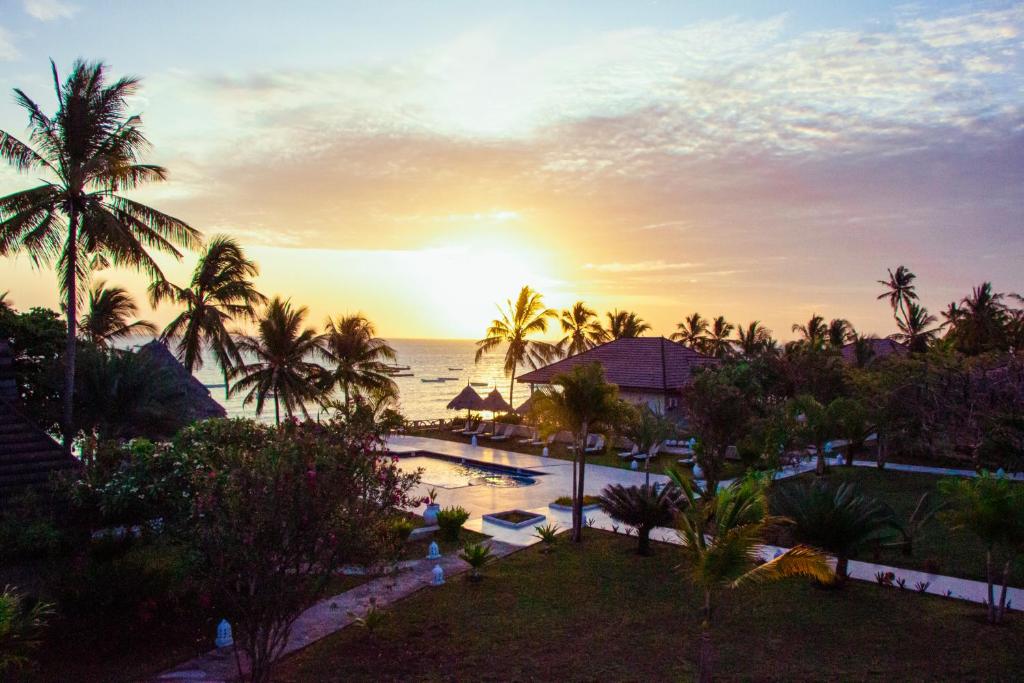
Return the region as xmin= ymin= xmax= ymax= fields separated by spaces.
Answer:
xmin=421 ymin=378 xmax=445 ymax=383
xmin=448 ymin=367 xmax=463 ymax=371
xmin=439 ymin=377 xmax=459 ymax=381
xmin=470 ymin=382 xmax=487 ymax=387
xmin=386 ymin=365 xmax=411 ymax=371
xmin=391 ymin=373 xmax=414 ymax=377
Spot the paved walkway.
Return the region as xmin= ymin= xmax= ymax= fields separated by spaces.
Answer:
xmin=158 ymin=540 xmax=521 ymax=681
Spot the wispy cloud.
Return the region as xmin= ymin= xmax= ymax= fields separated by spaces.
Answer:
xmin=0 ymin=26 xmax=18 ymax=61
xmin=583 ymin=260 xmax=699 ymax=273
xmin=22 ymin=0 xmax=78 ymax=21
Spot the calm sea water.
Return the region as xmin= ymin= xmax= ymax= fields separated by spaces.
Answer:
xmin=129 ymin=337 xmax=518 ymax=422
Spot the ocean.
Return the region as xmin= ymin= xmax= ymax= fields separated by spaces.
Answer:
xmin=138 ymin=338 xmax=519 ymax=423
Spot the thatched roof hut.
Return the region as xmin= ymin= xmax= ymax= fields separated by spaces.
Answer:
xmin=481 ymin=388 xmax=511 ymax=414
xmin=137 ymin=341 xmax=226 ymax=422
xmin=447 ymin=384 xmax=485 ymax=412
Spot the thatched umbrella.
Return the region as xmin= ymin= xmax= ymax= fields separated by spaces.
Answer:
xmin=481 ymin=388 xmax=511 ymax=417
xmin=447 ymin=384 xmax=485 ymax=422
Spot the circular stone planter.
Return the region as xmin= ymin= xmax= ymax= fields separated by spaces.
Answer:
xmin=548 ymin=502 xmax=601 ymax=513
xmin=483 ymin=509 xmax=547 ymax=529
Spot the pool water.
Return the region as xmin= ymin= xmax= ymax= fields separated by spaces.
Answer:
xmin=399 ymin=455 xmax=537 ymax=488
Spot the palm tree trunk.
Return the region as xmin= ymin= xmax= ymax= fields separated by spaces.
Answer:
xmin=816 ymin=440 xmax=826 ymax=475
xmin=573 ymin=423 xmax=589 ymax=543
xmin=986 ymin=549 xmax=996 ymax=623
xmin=274 ymin=391 xmax=280 ymax=426
xmin=223 ymin=366 xmax=229 ymax=400
xmin=836 ymin=555 xmax=849 ymax=583
xmin=995 ymin=560 xmax=1011 ymax=624
xmin=508 ymin=360 xmax=516 ymax=414
xmin=61 ymin=209 xmax=79 ymax=455
xmin=698 ymin=603 xmax=713 ymax=683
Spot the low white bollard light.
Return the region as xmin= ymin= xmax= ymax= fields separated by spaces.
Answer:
xmin=432 ymin=564 xmax=445 ymax=585
xmin=542 ymin=446 xmax=549 ymax=457
xmin=471 ymin=435 xmax=478 ymax=447
xmin=630 ymin=460 xmax=638 ymax=471
xmin=215 ymin=619 xmax=233 ymax=649
xmin=427 ymin=541 xmax=441 ymax=560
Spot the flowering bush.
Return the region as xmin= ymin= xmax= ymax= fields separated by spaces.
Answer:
xmin=184 ymin=417 xmax=419 ymax=682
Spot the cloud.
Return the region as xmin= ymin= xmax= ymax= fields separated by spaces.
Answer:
xmin=583 ymin=261 xmax=699 ymax=273
xmin=0 ymin=26 xmax=18 ymax=61
xmin=22 ymin=0 xmax=78 ymax=21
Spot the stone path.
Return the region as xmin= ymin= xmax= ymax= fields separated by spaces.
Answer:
xmin=158 ymin=539 xmax=521 ymax=682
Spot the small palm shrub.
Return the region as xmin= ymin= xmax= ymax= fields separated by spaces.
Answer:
xmin=437 ymin=506 xmax=470 ymax=542
xmin=597 ymin=483 xmax=683 ymax=555
xmin=889 ymin=492 xmax=943 ymax=556
xmin=0 ymin=585 xmax=54 ymax=675
xmin=459 ymin=542 xmax=494 ymax=581
xmin=533 ymin=523 xmax=561 ymax=551
xmin=773 ymin=480 xmax=897 ymax=582
xmin=347 ymin=598 xmax=388 ymax=635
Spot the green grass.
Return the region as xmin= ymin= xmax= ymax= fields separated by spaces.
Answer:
xmin=275 ymin=531 xmax=1024 ymax=681
xmin=772 ymin=467 xmax=1023 ymax=584
xmin=552 ymin=495 xmax=601 ymax=506
xmin=401 ymin=528 xmax=490 ymax=561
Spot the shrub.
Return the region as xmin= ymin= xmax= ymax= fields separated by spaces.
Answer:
xmin=597 ymin=483 xmax=683 ymax=555
xmin=436 ymin=506 xmax=470 ymax=542
xmin=0 ymin=490 xmax=65 ymax=563
xmin=553 ymin=495 xmax=600 ymax=507
xmin=533 ymin=523 xmax=560 ymax=550
xmin=0 ymin=585 xmax=53 ymax=675
xmin=459 ymin=542 xmax=494 ymax=581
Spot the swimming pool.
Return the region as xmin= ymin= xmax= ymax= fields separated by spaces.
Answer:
xmin=399 ymin=454 xmax=538 ymax=488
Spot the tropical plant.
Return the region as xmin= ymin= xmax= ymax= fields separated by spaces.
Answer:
xmin=683 ymin=369 xmax=753 ymax=491
xmin=532 ymin=363 xmax=627 ymax=542
xmin=826 ymin=318 xmax=855 ymax=350
xmin=320 ymin=314 xmax=397 ymax=410
xmin=436 ymin=506 xmax=470 ymax=542
xmin=827 ymin=397 xmax=872 ymax=467
xmin=848 ymin=334 xmax=878 ymax=368
xmin=791 ymin=314 xmax=828 ymax=352
xmin=773 ymin=480 xmax=897 ymax=582
xmin=557 ymin=301 xmax=607 ymax=357
xmin=893 ymin=302 xmax=937 ymax=353
xmin=347 ymin=598 xmax=388 ymax=635
xmin=597 ymin=483 xmax=682 ymax=555
xmin=605 ymin=309 xmax=650 ymax=339
xmin=533 ymin=522 xmax=560 ymax=550
xmin=735 ymin=320 xmax=773 ymax=357
xmin=231 ymin=297 xmax=326 ymax=424
xmin=888 ymin=492 xmax=943 ymax=557
xmin=78 ymin=281 xmax=156 ymax=347
xmin=0 ymin=59 xmax=200 ymax=450
xmin=944 ymin=282 xmax=1010 ymax=355
xmin=185 ymin=417 xmax=419 ymax=683
xmin=785 ymin=394 xmax=833 ymax=475
xmin=671 ymin=312 xmax=707 ymax=349
xmin=73 ymin=345 xmax=191 ymax=440
xmin=675 ymin=476 xmax=832 ymax=683
xmin=475 ymin=285 xmax=556 ymax=409
xmin=0 ymin=585 xmax=54 ymax=675
xmin=704 ymin=316 xmax=734 ymax=358
xmin=877 ymin=265 xmax=919 ymax=324
xmin=150 ymin=235 xmax=265 ymax=395
xmin=459 ymin=542 xmax=494 ymax=581
xmin=624 ymin=403 xmax=675 ymax=486
xmin=939 ymin=473 xmax=1024 ymax=624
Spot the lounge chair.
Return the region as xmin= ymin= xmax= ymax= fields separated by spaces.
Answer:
xmin=518 ymin=427 xmax=538 ymax=444
xmin=452 ymin=420 xmax=474 ymax=433
xmin=490 ymin=424 xmax=514 ymax=441
xmin=569 ymin=433 xmax=599 ymax=453
xmin=618 ymin=444 xmax=640 ymax=459
xmin=464 ymin=422 xmax=489 ymax=438
xmin=530 ymin=433 xmax=556 ymax=448
xmin=633 ymin=443 xmax=663 ymax=462
xmin=584 ymin=434 xmax=605 ymax=454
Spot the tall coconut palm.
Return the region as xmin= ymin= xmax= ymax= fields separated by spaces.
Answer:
xmin=945 ymin=282 xmax=1009 ymax=355
xmin=676 ymin=476 xmax=832 ymax=683
xmin=606 ymin=309 xmax=651 ymax=339
xmin=533 ymin=363 xmax=626 ymax=542
xmin=230 ymin=297 xmax=326 ymax=425
xmin=0 ymin=60 xmax=200 ymax=450
xmin=319 ymin=314 xmax=397 ymax=411
xmin=792 ymin=314 xmax=828 ymax=352
xmin=704 ymin=315 xmax=734 ymax=358
xmin=557 ymin=301 xmax=607 ymax=357
xmin=671 ymin=312 xmax=708 ymax=349
xmin=735 ymin=320 xmax=772 ymax=357
xmin=877 ymin=265 xmax=918 ymax=323
xmin=826 ymin=318 xmax=855 ymax=350
xmin=150 ymin=236 xmax=265 ymax=396
xmin=893 ymin=302 xmax=937 ymax=353
xmin=475 ymin=285 xmax=556 ymax=410
xmin=78 ymin=280 xmax=156 ymax=347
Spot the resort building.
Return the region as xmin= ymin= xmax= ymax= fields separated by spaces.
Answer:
xmin=517 ymin=337 xmax=717 ymax=416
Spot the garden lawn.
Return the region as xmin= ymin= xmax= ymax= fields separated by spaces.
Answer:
xmin=773 ymin=467 xmax=1023 ymax=585
xmin=276 ymin=532 xmax=1024 ymax=682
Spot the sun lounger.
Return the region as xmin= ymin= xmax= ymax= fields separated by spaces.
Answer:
xmin=584 ymin=434 xmax=605 ymax=454
xmin=518 ymin=427 xmax=538 ymax=444
xmin=530 ymin=433 xmax=555 ymax=448
xmin=633 ymin=443 xmax=663 ymax=462
xmin=618 ymin=444 xmax=640 ymax=459
xmin=452 ymin=420 xmax=473 ymax=433
xmin=464 ymin=422 xmax=489 ymax=437
xmin=569 ymin=433 xmax=600 ymax=453
xmin=490 ymin=424 xmax=514 ymax=441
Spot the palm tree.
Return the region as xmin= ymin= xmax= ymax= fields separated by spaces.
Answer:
xmin=475 ymin=286 xmax=556 ymax=410
xmin=893 ymin=302 xmax=937 ymax=353
xmin=773 ymin=480 xmax=896 ymax=582
xmin=849 ymin=334 xmax=877 ymax=368
xmin=597 ymin=483 xmax=682 ymax=555
xmin=0 ymin=61 xmax=200 ymax=451
xmin=319 ymin=314 xmax=397 ymax=411
xmin=230 ymin=297 xmax=326 ymax=425
xmin=792 ymin=314 xmax=827 ymax=352
xmin=704 ymin=316 xmax=734 ymax=358
xmin=150 ymin=236 xmax=265 ymax=396
xmin=735 ymin=321 xmax=774 ymax=357
xmin=671 ymin=312 xmax=707 ymax=349
xmin=877 ymin=265 xmax=918 ymax=323
xmin=826 ymin=318 xmax=855 ymax=350
xmin=77 ymin=281 xmax=156 ymax=347
xmin=605 ymin=309 xmax=651 ymax=339
xmin=533 ymin=363 xmax=626 ymax=542
xmin=557 ymin=301 xmax=607 ymax=357
xmin=945 ymin=282 xmax=1009 ymax=355
xmin=675 ymin=476 xmax=832 ymax=682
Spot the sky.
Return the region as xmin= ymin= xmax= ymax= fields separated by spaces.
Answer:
xmin=0 ymin=0 xmax=1021 ymax=340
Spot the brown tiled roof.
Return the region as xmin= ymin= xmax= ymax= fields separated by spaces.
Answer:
xmin=840 ymin=337 xmax=908 ymax=365
xmin=517 ymin=337 xmax=717 ymax=392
